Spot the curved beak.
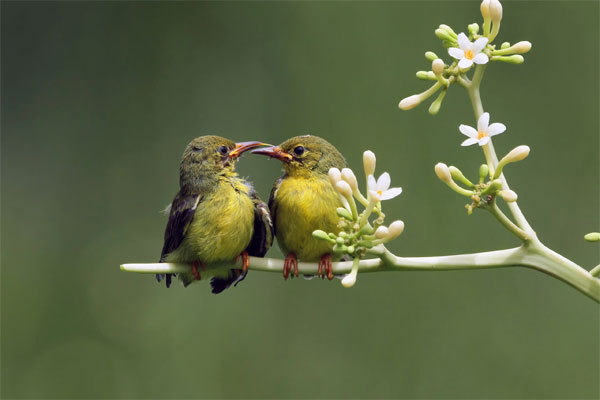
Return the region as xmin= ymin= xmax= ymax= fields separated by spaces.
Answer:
xmin=251 ymin=146 xmax=293 ymax=162
xmin=229 ymin=141 xmax=269 ymax=159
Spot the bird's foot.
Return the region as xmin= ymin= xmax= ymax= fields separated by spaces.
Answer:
xmin=236 ymin=251 xmax=250 ymax=273
xmin=283 ymin=253 xmax=298 ymax=280
xmin=191 ymin=261 xmax=205 ymax=281
xmin=318 ymin=254 xmax=334 ymax=280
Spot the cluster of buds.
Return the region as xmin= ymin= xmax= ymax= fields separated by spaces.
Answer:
xmin=398 ymin=0 xmax=531 ymax=115
xmin=434 ymin=145 xmax=530 ymax=214
xmin=312 ymin=151 xmax=405 ymax=287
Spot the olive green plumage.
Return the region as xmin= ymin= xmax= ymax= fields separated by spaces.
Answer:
xmin=258 ymin=135 xmax=346 ymax=263
xmin=158 ymin=135 xmax=273 ymax=293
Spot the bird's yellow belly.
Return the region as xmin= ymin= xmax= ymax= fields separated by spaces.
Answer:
xmin=172 ymin=184 xmax=255 ymax=264
xmin=275 ymin=177 xmax=342 ymax=261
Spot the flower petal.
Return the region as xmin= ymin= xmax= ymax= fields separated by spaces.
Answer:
xmin=478 ymin=112 xmax=490 ymax=131
xmin=457 ymin=32 xmax=470 ymax=50
xmin=473 ymin=37 xmax=489 ymax=52
xmin=381 ymin=187 xmax=403 ymax=200
xmin=369 ymin=190 xmax=381 ymax=203
xmin=487 ymin=122 xmax=506 ymax=136
xmin=473 ymin=53 xmax=489 ymax=65
xmin=478 ymin=136 xmax=491 ymax=146
xmin=377 ymin=172 xmax=391 ymax=191
xmin=458 ymin=58 xmax=473 ymax=69
xmin=367 ymin=175 xmax=377 ymax=191
xmin=461 ymin=138 xmax=478 ymax=146
xmin=448 ymin=47 xmax=464 ymax=60
xmin=459 ymin=124 xmax=478 ymax=138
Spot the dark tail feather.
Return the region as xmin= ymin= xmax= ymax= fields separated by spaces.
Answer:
xmin=210 ymin=269 xmax=247 ymax=294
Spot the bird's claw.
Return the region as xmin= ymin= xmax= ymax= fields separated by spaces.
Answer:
xmin=283 ymin=253 xmax=298 ymax=280
xmin=191 ymin=261 xmax=205 ymax=281
xmin=236 ymin=251 xmax=250 ymax=273
xmin=318 ymin=254 xmax=333 ymax=280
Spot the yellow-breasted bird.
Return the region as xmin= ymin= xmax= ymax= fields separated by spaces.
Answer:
xmin=157 ymin=135 xmax=273 ymax=293
xmin=252 ymin=135 xmax=346 ymax=280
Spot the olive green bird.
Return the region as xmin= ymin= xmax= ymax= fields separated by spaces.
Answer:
xmin=157 ymin=135 xmax=273 ymax=293
xmin=252 ymin=135 xmax=346 ymax=280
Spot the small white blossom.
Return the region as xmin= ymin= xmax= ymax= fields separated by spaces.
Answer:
xmin=459 ymin=112 xmax=506 ymax=146
xmin=367 ymin=172 xmax=402 ymax=201
xmin=448 ymin=33 xmax=489 ymax=69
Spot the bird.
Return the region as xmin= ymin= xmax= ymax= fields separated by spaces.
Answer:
xmin=157 ymin=135 xmax=273 ymax=293
xmin=252 ymin=135 xmax=346 ymax=280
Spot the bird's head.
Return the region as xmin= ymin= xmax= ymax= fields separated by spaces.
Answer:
xmin=252 ymin=135 xmax=346 ymax=177
xmin=180 ymin=135 xmax=266 ymax=190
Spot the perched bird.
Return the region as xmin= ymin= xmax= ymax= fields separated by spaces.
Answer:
xmin=158 ymin=135 xmax=273 ymax=293
xmin=252 ymin=135 xmax=346 ymax=280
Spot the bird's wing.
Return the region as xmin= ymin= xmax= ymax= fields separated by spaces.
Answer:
xmin=245 ymin=189 xmax=274 ymax=257
xmin=157 ymin=192 xmax=201 ymax=287
xmin=267 ymin=177 xmax=283 ymax=235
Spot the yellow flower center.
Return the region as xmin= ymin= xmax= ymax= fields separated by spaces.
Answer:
xmin=377 ymin=190 xmax=383 ymax=196
xmin=465 ymin=49 xmax=474 ymax=60
xmin=477 ymin=130 xmax=486 ymax=140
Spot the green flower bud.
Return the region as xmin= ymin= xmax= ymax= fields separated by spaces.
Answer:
xmin=501 ymin=41 xmax=510 ymax=49
xmin=584 ymin=232 xmax=600 ymax=242
xmin=336 ymin=207 xmax=353 ymax=221
xmin=313 ymin=230 xmax=335 ymax=243
xmin=425 ymin=51 xmax=438 ymax=61
xmin=416 ymin=71 xmax=437 ymax=80
xmin=346 ymin=246 xmax=355 ymax=254
xmin=479 ymin=164 xmax=489 ymax=182
xmin=492 ymin=55 xmax=524 ymax=64
xmin=438 ymin=24 xmax=457 ymax=38
xmin=435 ymin=28 xmax=454 ymax=42
xmin=357 ymin=240 xmax=374 ymax=248
xmin=428 ymin=88 xmax=447 ymax=115
xmin=482 ymin=179 xmax=502 ymax=195
xmin=358 ymin=225 xmax=374 ymax=236
xmin=336 ymin=237 xmax=345 ymax=245
xmin=449 ymin=166 xmax=474 ymax=187
xmin=468 ymin=23 xmax=480 ymax=36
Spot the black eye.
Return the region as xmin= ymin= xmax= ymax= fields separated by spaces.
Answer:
xmin=218 ymin=145 xmax=229 ymax=155
xmin=192 ymin=146 xmax=202 ymax=152
xmin=293 ymin=146 xmax=305 ymax=156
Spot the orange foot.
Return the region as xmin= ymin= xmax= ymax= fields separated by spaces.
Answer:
xmin=235 ymin=251 xmax=250 ymax=273
xmin=318 ymin=254 xmax=333 ymax=280
xmin=191 ymin=261 xmax=205 ymax=281
xmin=283 ymin=253 xmax=298 ymax=280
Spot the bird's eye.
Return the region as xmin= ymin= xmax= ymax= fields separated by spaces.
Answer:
xmin=192 ymin=146 xmax=202 ymax=152
xmin=293 ymin=146 xmax=305 ymax=156
xmin=218 ymin=145 xmax=229 ymax=155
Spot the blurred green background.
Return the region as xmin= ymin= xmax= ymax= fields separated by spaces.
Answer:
xmin=2 ymin=1 xmax=598 ymax=398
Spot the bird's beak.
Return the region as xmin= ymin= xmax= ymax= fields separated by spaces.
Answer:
xmin=229 ymin=141 xmax=269 ymax=159
xmin=251 ymin=146 xmax=293 ymax=162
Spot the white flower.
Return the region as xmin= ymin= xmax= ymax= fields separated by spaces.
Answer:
xmin=367 ymin=172 xmax=402 ymax=201
xmin=459 ymin=112 xmax=506 ymax=146
xmin=448 ymin=33 xmax=489 ymax=69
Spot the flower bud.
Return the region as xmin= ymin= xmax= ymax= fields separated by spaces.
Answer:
xmin=313 ymin=230 xmax=335 ymax=242
xmin=495 ymin=55 xmax=524 ymax=64
xmin=398 ymin=94 xmax=422 ymax=110
xmin=512 ymin=41 xmax=532 ymax=54
xmin=504 ymin=145 xmax=530 ymax=163
xmin=341 ymin=273 xmax=356 ymax=288
xmin=468 ymin=23 xmax=480 ymax=36
xmin=432 ymin=59 xmax=445 ymax=76
xmin=482 ymin=179 xmax=502 ymax=195
xmin=336 ymin=181 xmax=352 ymax=198
xmin=428 ymin=88 xmax=447 ymax=115
xmin=425 ymin=51 xmax=438 ymax=61
xmin=480 ymin=0 xmax=491 ymax=20
xmin=435 ymin=29 xmax=454 ymax=42
xmin=584 ymin=232 xmax=600 ymax=242
xmin=489 ymin=0 xmax=503 ymax=24
xmin=416 ymin=71 xmax=436 ymax=80
xmin=336 ymin=207 xmax=353 ymax=221
xmin=388 ymin=220 xmax=405 ymax=239
xmin=498 ymin=189 xmax=518 ymax=203
xmin=438 ymin=24 xmax=457 ymax=38
xmin=363 ymin=151 xmax=376 ymax=176
xmin=479 ymin=164 xmax=489 ymax=181
xmin=375 ymin=226 xmax=389 ymax=239
xmin=328 ymin=168 xmax=341 ymax=186
xmin=501 ymin=41 xmax=510 ymax=49
xmin=434 ymin=162 xmax=452 ymax=183
xmin=449 ymin=166 xmax=474 ymax=187
xmin=341 ymin=168 xmax=358 ymax=190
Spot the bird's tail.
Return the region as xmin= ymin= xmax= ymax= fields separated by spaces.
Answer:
xmin=210 ymin=269 xmax=247 ymax=294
